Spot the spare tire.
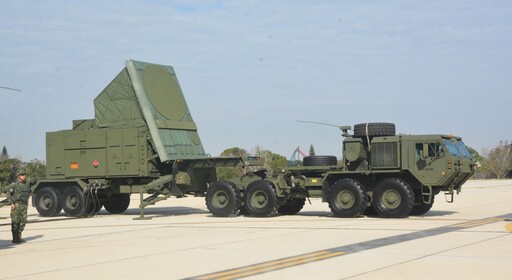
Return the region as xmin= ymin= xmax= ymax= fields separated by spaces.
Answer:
xmin=353 ymin=122 xmax=395 ymax=137
xmin=303 ymin=155 xmax=338 ymax=166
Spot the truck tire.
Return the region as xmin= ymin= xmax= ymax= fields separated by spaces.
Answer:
xmin=34 ymin=187 xmax=62 ymax=217
xmin=245 ymin=180 xmax=279 ymax=217
xmin=328 ymin=178 xmax=367 ymax=217
xmin=374 ymin=178 xmax=414 ymax=218
xmin=303 ymin=155 xmax=337 ymax=166
xmin=62 ymin=186 xmax=87 ymax=217
xmin=103 ymin=194 xmax=130 ymax=214
xmin=363 ymin=205 xmax=378 ymax=216
xmin=410 ymin=195 xmax=435 ymax=216
xmin=206 ymin=181 xmax=241 ymax=217
xmin=278 ymin=198 xmax=306 ymax=215
xmin=353 ymin=123 xmax=396 ymax=137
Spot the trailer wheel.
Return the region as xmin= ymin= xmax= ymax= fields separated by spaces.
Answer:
xmin=374 ymin=178 xmax=414 ymax=218
xmin=328 ymin=179 xmax=367 ymax=217
xmin=410 ymin=195 xmax=435 ymax=216
xmin=245 ymin=180 xmax=279 ymax=217
xmin=206 ymin=181 xmax=241 ymax=217
xmin=353 ymin=122 xmax=396 ymax=137
xmin=34 ymin=187 xmax=62 ymax=217
xmin=62 ymin=186 xmax=87 ymax=217
xmin=103 ymin=194 xmax=131 ymax=214
xmin=278 ymin=198 xmax=306 ymax=215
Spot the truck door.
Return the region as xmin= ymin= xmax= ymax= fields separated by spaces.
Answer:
xmin=414 ymin=142 xmax=448 ymax=185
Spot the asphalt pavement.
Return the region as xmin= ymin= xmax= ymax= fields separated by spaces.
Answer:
xmin=1 ymin=179 xmax=511 ymax=280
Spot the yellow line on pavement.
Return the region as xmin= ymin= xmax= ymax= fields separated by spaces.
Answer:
xmin=454 ymin=217 xmax=503 ymax=228
xmin=506 ymin=223 xmax=512 ymax=233
xmin=197 ymin=250 xmax=345 ymax=280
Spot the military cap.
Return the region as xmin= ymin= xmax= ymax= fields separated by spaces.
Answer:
xmin=16 ymin=167 xmax=27 ymax=176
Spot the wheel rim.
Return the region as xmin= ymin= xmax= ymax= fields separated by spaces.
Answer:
xmin=382 ymin=190 xmax=401 ymax=209
xmin=336 ymin=190 xmax=355 ymax=209
xmin=251 ymin=190 xmax=268 ymax=209
xmin=67 ymin=195 xmax=79 ymax=209
xmin=42 ymin=195 xmax=53 ymax=209
xmin=212 ymin=190 xmax=229 ymax=208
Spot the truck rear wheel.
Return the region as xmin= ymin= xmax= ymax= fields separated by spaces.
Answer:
xmin=374 ymin=178 xmax=414 ymax=218
xmin=62 ymin=186 xmax=87 ymax=217
xmin=328 ymin=179 xmax=367 ymax=218
xmin=34 ymin=187 xmax=62 ymax=217
xmin=103 ymin=194 xmax=131 ymax=214
xmin=206 ymin=181 xmax=241 ymax=217
xmin=278 ymin=198 xmax=306 ymax=215
xmin=245 ymin=180 xmax=279 ymax=217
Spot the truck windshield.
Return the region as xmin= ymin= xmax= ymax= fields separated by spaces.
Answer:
xmin=455 ymin=140 xmax=473 ymax=159
xmin=443 ymin=139 xmax=461 ymax=157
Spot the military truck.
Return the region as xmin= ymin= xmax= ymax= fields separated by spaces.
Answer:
xmin=32 ymin=60 xmax=259 ymax=218
xmin=206 ymin=123 xmax=476 ymax=218
xmin=32 ymin=59 xmax=475 ymax=219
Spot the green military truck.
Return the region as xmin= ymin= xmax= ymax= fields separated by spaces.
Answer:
xmin=32 ymin=60 xmax=258 ymax=218
xmin=32 ymin=59 xmax=475 ymax=219
xmin=206 ymin=123 xmax=476 ymax=218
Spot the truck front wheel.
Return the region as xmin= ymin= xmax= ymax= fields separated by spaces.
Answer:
xmin=328 ymin=179 xmax=367 ymax=218
xmin=34 ymin=187 xmax=62 ymax=217
xmin=410 ymin=195 xmax=435 ymax=216
xmin=374 ymin=178 xmax=414 ymax=218
xmin=245 ymin=180 xmax=279 ymax=217
xmin=206 ymin=181 xmax=241 ymax=217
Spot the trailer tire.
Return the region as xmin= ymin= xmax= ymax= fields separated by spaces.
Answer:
xmin=245 ymin=180 xmax=279 ymax=217
xmin=62 ymin=186 xmax=87 ymax=217
xmin=206 ymin=181 xmax=241 ymax=217
xmin=278 ymin=198 xmax=306 ymax=215
xmin=353 ymin=122 xmax=396 ymax=137
xmin=103 ymin=194 xmax=131 ymax=214
xmin=410 ymin=195 xmax=435 ymax=216
xmin=34 ymin=187 xmax=62 ymax=217
xmin=303 ymin=155 xmax=337 ymax=166
xmin=374 ymin=178 xmax=414 ymax=218
xmin=328 ymin=179 xmax=367 ymax=217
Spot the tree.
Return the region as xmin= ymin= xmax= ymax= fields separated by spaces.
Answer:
xmin=221 ymin=147 xmax=249 ymax=157
xmin=309 ymin=144 xmax=316 ymax=156
xmin=484 ymin=141 xmax=512 ymax=179
xmin=216 ymin=146 xmax=288 ymax=180
xmin=216 ymin=147 xmax=250 ymax=181
xmin=0 ymin=158 xmax=22 ymax=191
xmin=25 ymin=159 xmax=46 ymax=179
xmin=262 ymin=150 xmax=288 ymax=176
xmin=467 ymin=146 xmax=483 ymax=164
xmin=0 ymin=145 xmax=8 ymax=161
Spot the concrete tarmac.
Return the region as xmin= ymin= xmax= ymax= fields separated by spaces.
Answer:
xmin=1 ymin=179 xmax=511 ymax=280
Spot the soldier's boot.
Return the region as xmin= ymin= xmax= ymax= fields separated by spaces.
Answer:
xmin=18 ymin=231 xmax=26 ymax=243
xmin=11 ymin=230 xmax=21 ymax=244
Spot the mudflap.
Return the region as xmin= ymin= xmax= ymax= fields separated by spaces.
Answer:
xmin=322 ymin=182 xmax=330 ymax=202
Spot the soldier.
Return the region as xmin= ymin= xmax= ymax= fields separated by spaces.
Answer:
xmin=6 ymin=167 xmax=31 ymax=244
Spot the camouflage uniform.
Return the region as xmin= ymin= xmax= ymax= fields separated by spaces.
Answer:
xmin=6 ymin=169 xmax=31 ymax=244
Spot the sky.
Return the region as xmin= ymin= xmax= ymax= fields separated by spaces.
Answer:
xmin=0 ymin=0 xmax=511 ymax=162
